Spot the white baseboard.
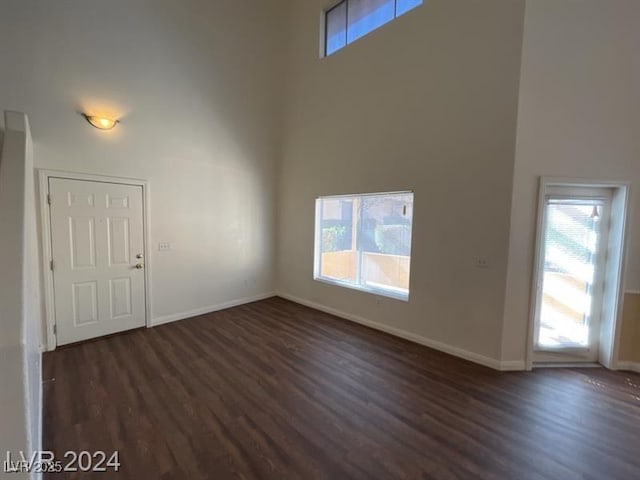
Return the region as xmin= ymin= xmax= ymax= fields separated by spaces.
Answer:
xmin=151 ymin=292 xmax=276 ymax=327
xmin=617 ymin=361 xmax=640 ymax=373
xmin=533 ymin=362 xmax=602 ymax=369
xmin=499 ymin=360 xmax=527 ymax=371
xmin=276 ymin=292 xmax=522 ymax=371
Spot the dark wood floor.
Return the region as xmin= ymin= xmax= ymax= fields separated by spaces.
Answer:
xmin=43 ymin=297 xmax=640 ymax=479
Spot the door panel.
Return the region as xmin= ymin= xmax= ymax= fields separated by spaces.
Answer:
xmin=49 ymin=178 xmax=146 ymax=345
xmin=72 ymin=281 xmax=98 ymax=325
xmin=107 ymin=217 xmax=130 ymax=265
xmin=110 ymin=277 xmax=132 ymax=319
xmin=69 ymin=217 xmax=96 ymax=268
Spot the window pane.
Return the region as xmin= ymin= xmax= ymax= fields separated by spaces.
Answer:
xmin=347 ymin=0 xmax=395 ymax=44
xmin=360 ymin=193 xmax=413 ymax=293
xmin=315 ymin=192 xmax=413 ymax=300
xmin=396 ymin=0 xmax=423 ymax=17
xmin=326 ymin=2 xmax=347 ymax=56
xmin=318 ymin=197 xmax=355 ymax=282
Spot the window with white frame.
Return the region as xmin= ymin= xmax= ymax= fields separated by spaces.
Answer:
xmin=324 ymin=0 xmax=423 ymax=56
xmin=314 ymin=191 xmax=414 ymax=300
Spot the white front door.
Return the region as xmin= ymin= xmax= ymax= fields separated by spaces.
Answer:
xmin=49 ymin=178 xmax=146 ymax=346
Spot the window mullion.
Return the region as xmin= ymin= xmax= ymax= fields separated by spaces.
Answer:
xmin=356 ymin=196 xmax=364 ymax=287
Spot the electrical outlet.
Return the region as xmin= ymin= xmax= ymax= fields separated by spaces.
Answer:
xmin=474 ymin=256 xmax=489 ymax=268
xmin=158 ymin=242 xmax=172 ymax=251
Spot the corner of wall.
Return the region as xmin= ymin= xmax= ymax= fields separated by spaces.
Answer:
xmin=0 ymin=110 xmax=43 ymax=475
xmin=498 ymin=0 xmax=534 ymax=370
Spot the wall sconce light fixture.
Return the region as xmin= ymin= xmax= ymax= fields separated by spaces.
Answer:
xmin=82 ymin=113 xmax=119 ymax=130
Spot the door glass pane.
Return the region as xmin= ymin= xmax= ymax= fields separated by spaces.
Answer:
xmin=537 ymin=200 xmax=603 ymax=349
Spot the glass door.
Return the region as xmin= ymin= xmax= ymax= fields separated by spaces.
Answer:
xmin=533 ymin=188 xmax=611 ymax=363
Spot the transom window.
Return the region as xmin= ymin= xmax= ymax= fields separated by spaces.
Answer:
xmin=324 ymin=0 xmax=423 ymax=56
xmin=314 ymin=191 xmax=414 ymax=300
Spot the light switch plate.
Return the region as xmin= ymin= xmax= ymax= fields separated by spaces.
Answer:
xmin=158 ymin=241 xmax=172 ymax=251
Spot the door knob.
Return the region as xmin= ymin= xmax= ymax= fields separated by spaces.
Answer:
xmin=136 ymin=253 xmax=144 ymax=259
xmin=135 ymin=263 xmax=144 ymax=269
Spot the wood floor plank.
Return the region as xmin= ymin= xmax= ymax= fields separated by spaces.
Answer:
xmin=43 ymin=297 xmax=640 ymax=479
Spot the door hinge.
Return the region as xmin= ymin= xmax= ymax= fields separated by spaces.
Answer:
xmin=47 ymin=194 xmax=52 ymax=205
xmin=53 ymin=325 xmax=57 ymax=335
xmin=50 ymin=260 xmax=54 ymax=271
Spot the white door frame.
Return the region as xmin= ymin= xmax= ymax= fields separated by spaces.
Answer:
xmin=38 ymin=169 xmax=152 ymax=351
xmin=526 ymin=177 xmax=630 ymax=370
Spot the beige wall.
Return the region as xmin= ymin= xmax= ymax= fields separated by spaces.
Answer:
xmin=277 ymin=0 xmax=525 ymax=364
xmin=619 ymin=293 xmax=640 ymax=362
xmin=636 ymin=299 xmax=640 ymax=362
xmin=0 ymin=0 xmax=286 ymax=328
xmin=501 ymin=0 xmax=640 ymax=363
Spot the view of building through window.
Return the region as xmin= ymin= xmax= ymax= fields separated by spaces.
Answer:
xmin=315 ymin=191 xmax=414 ymax=300
xmin=325 ymin=0 xmax=423 ymax=56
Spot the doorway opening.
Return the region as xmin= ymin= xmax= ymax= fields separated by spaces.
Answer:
xmin=530 ymin=178 xmax=629 ymax=368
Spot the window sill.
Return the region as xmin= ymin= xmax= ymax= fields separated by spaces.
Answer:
xmin=313 ymin=276 xmax=409 ymax=302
